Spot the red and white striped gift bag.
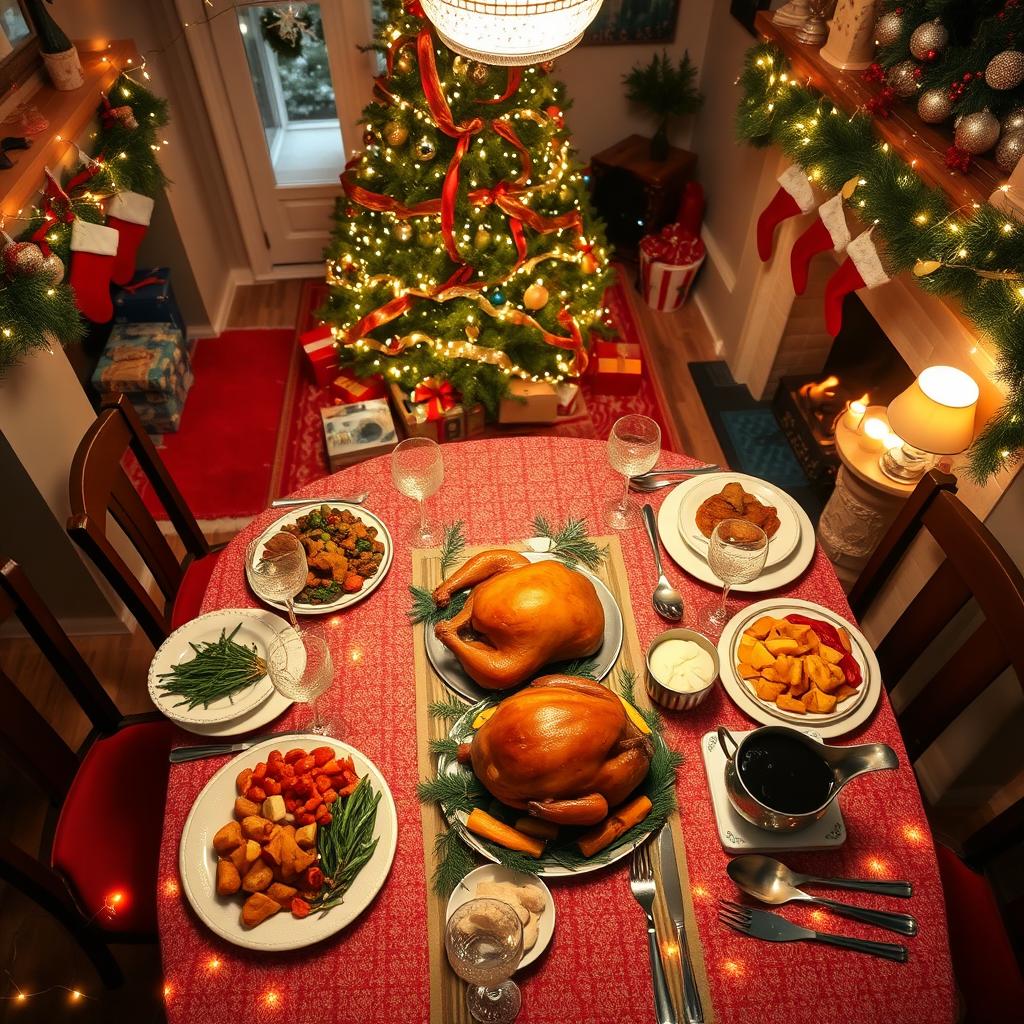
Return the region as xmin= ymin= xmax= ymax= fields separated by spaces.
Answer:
xmin=639 ymin=224 xmax=706 ymax=312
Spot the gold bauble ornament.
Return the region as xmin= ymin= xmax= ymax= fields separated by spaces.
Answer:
xmin=558 ymin=185 xmax=573 ymax=203
xmin=417 ymin=226 xmax=437 ymax=247
xmin=473 ymin=226 xmax=491 ymax=249
xmin=996 ymin=130 xmax=1024 ymax=174
xmin=393 ymin=222 xmax=413 ymax=242
xmin=469 ymin=62 xmax=489 ymax=85
xmin=522 ymin=283 xmax=548 ymax=310
xmin=581 ymin=253 xmax=597 ymax=275
xmin=909 ymin=19 xmax=948 ymax=61
xmin=887 ymin=60 xmax=919 ymax=99
xmin=415 ymin=136 xmax=437 ymax=161
xmin=1003 ymin=108 xmax=1024 ymax=134
xmin=985 ymin=50 xmax=1024 ymax=91
xmin=452 ymin=55 xmax=468 ymax=77
xmin=396 ymin=48 xmax=414 ymax=74
xmin=873 ymin=11 xmax=903 ymax=48
xmin=955 ymin=109 xmax=1001 ymax=155
xmin=384 ymin=121 xmax=408 ymax=147
xmin=918 ymin=88 xmax=952 ymax=124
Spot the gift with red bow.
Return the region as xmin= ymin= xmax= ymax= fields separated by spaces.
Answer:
xmin=410 ymin=377 xmax=458 ymax=422
xmin=639 ymin=222 xmax=706 ymax=313
xmin=299 ymin=325 xmax=339 ymax=387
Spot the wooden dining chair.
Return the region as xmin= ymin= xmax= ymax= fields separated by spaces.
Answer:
xmin=849 ymin=469 xmax=1024 ymax=1017
xmin=0 ymin=559 xmax=176 ymax=987
xmin=67 ymin=393 xmax=224 ymax=648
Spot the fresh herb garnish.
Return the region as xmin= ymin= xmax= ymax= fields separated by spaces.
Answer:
xmin=407 ymin=585 xmax=468 ymax=625
xmin=156 ymin=624 xmax=266 ymax=710
xmin=310 ymin=775 xmax=381 ymax=914
xmin=439 ymin=520 xmax=467 ymax=579
xmin=531 ymin=515 xmax=608 ymax=571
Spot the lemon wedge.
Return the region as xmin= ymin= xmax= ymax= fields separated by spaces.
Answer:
xmin=471 ymin=706 xmax=497 ymax=730
xmin=618 ymin=695 xmax=652 ymax=735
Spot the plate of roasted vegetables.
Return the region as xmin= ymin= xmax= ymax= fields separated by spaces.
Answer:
xmin=429 ymin=676 xmax=679 ymax=878
xmin=249 ymin=503 xmax=393 ymax=615
xmin=179 ymin=736 xmax=398 ymax=951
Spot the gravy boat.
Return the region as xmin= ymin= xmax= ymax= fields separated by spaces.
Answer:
xmin=718 ymin=725 xmax=899 ymax=832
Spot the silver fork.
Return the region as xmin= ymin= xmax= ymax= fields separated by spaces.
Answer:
xmin=630 ymin=841 xmax=679 ymax=1024
xmin=718 ymin=900 xmax=909 ymax=963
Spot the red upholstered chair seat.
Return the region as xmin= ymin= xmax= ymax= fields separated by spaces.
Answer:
xmin=936 ymin=843 xmax=1024 ymax=1020
xmin=51 ymin=719 xmax=176 ymax=936
xmin=170 ymin=548 xmax=223 ymax=631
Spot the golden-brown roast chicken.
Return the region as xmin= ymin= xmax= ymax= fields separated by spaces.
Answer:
xmin=433 ymin=550 xmax=605 ymax=691
xmin=461 ymin=676 xmax=652 ymax=825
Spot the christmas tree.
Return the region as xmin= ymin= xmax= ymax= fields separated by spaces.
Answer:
xmin=317 ymin=0 xmax=614 ymax=417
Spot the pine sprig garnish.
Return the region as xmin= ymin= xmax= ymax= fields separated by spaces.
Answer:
xmin=417 ymin=771 xmax=484 ymax=812
xmin=439 ymin=520 xmax=466 ymax=579
xmin=429 ymin=697 xmax=471 ymax=721
xmin=432 ymin=824 xmax=475 ymax=895
xmin=407 ymin=585 xmax=468 ymax=625
xmin=532 ymin=515 xmax=608 ymax=571
xmin=616 ymin=667 xmax=661 ymax=733
xmin=551 ymin=656 xmax=599 ymax=679
xmin=428 ymin=737 xmax=462 ymax=759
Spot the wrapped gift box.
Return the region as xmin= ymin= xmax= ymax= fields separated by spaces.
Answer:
xmin=330 ymin=371 xmax=387 ymax=405
xmin=300 ymin=325 xmax=338 ymax=387
xmin=639 ymin=225 xmax=706 ymax=312
xmin=91 ymin=323 xmax=192 ymax=433
xmin=112 ymin=267 xmax=185 ymax=335
xmin=388 ymin=381 xmax=485 ymax=443
xmin=498 ymin=380 xmax=560 ymax=425
xmin=321 ymin=397 xmax=399 ymax=472
xmin=591 ymin=353 xmax=642 ymax=396
xmin=593 ymin=340 xmax=642 ymax=361
xmin=556 ymin=382 xmax=580 ymax=416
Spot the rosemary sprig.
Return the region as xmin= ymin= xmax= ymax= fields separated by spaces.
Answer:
xmin=532 ymin=515 xmax=608 ymax=571
xmin=310 ymin=775 xmax=381 ymax=914
xmin=428 ymin=697 xmax=471 ymax=721
xmin=407 ymin=585 xmax=468 ymax=626
xmin=155 ymin=624 xmax=266 ymax=710
xmin=439 ymin=520 xmax=466 ymax=579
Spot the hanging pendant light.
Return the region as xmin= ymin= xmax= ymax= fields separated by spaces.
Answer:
xmin=418 ymin=0 xmax=605 ymax=66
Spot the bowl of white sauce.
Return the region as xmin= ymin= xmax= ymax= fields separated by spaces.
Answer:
xmin=645 ymin=629 xmax=720 ymax=712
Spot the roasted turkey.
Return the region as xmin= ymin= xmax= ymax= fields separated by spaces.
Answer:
xmin=433 ymin=550 xmax=605 ymax=691
xmin=460 ymin=676 xmax=652 ymax=825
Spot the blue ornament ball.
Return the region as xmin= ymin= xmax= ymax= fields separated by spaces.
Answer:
xmin=491 ymin=289 xmax=506 ymax=305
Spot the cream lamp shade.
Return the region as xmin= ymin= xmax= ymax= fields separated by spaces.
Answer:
xmin=418 ymin=0 xmax=604 ymax=66
xmin=886 ymin=366 xmax=980 ymax=456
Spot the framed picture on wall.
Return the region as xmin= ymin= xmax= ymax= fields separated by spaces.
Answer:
xmin=583 ymin=0 xmax=681 ymax=46
xmin=730 ymin=0 xmax=773 ymax=36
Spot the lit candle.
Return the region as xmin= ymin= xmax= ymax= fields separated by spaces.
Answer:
xmin=844 ymin=398 xmax=868 ymax=431
xmin=859 ymin=417 xmax=890 ymax=454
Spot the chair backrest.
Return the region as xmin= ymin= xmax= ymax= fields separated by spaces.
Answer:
xmin=67 ymin=393 xmax=209 ymax=647
xmin=849 ymin=470 xmax=1024 ymax=864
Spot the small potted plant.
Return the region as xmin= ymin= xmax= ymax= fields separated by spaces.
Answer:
xmin=24 ymin=0 xmax=82 ymax=91
xmin=623 ymin=51 xmax=704 ymax=161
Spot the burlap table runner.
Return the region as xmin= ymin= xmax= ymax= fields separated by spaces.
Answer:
xmin=412 ymin=536 xmax=715 ymax=1024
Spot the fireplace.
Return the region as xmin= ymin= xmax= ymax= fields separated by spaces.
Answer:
xmin=771 ymin=295 xmax=915 ymax=487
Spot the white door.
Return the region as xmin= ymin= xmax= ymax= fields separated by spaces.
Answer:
xmin=189 ymin=0 xmax=376 ymax=270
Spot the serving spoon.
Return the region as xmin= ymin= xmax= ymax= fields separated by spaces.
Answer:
xmin=727 ymin=856 xmax=918 ymax=936
xmin=641 ymin=504 xmax=684 ymax=622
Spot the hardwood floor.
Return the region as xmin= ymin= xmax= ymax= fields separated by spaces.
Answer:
xmin=0 ymin=271 xmax=723 ymax=1022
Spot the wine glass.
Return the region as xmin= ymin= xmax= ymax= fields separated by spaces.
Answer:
xmin=391 ymin=436 xmax=444 ymax=545
xmin=246 ymin=532 xmax=308 ymax=628
xmin=445 ymin=898 xmax=524 ymax=1024
xmin=266 ymin=625 xmax=336 ymax=736
xmin=606 ymin=414 xmax=661 ymax=530
xmin=696 ymin=519 xmax=769 ymax=638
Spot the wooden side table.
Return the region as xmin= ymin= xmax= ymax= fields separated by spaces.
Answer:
xmin=817 ymin=419 xmax=917 ymax=590
xmin=589 ymin=134 xmax=697 ymax=255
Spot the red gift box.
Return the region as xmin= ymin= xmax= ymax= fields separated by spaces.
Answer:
xmin=299 ymin=325 xmax=338 ymax=387
xmin=331 ymin=372 xmax=386 ymax=404
xmin=591 ymin=354 xmax=642 ymax=396
xmin=594 ymin=340 xmax=642 ymax=361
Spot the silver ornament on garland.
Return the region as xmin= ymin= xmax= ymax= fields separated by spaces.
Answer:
xmin=996 ymin=130 xmax=1024 ymax=174
xmin=874 ymin=11 xmax=904 ymax=48
xmin=1003 ymin=108 xmax=1024 ymax=134
xmin=393 ymin=221 xmax=413 ymax=242
xmin=40 ymin=252 xmax=64 ymax=286
xmin=887 ymin=60 xmax=920 ymax=99
xmin=414 ymin=136 xmax=437 ymax=161
xmin=2 ymin=241 xmax=45 ymax=277
xmin=985 ymin=50 xmax=1024 ymax=91
xmin=955 ymin=109 xmax=1001 ymax=155
xmin=909 ymin=19 xmax=948 ymax=61
xmin=918 ymin=88 xmax=952 ymax=124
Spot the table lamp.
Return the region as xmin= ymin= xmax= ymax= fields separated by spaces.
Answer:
xmin=881 ymin=366 xmax=979 ymax=483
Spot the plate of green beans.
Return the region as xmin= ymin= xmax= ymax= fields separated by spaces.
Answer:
xmin=148 ymin=609 xmax=305 ymax=726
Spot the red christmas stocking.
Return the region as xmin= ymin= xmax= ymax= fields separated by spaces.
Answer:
xmin=106 ymin=191 xmax=154 ymax=286
xmin=790 ymin=194 xmax=851 ymax=295
xmin=823 ymin=229 xmax=890 ymax=337
xmin=69 ymin=219 xmax=119 ymax=323
xmin=757 ymin=165 xmax=816 ymax=262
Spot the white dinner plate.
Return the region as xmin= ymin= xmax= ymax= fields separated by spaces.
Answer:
xmin=657 ymin=478 xmax=816 ymax=593
xmin=678 ymin=473 xmax=800 ymax=570
xmin=179 ymin=734 xmax=398 ymax=951
xmin=148 ymin=609 xmax=297 ymax=727
xmin=446 ymin=865 xmax=555 ymax=971
xmin=716 ymin=598 xmax=882 ymax=739
xmin=248 ymin=503 xmax=393 ymax=616
xmin=423 ymin=551 xmax=624 ymax=702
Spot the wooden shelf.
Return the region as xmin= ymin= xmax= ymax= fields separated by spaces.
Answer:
xmin=756 ymin=13 xmax=1003 ymax=210
xmin=1 ymin=40 xmax=139 ymax=221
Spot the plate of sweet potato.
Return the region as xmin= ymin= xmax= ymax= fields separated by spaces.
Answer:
xmin=178 ymin=734 xmax=398 ymax=951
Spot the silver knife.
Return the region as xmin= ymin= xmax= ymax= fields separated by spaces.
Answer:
xmin=658 ymin=824 xmax=704 ymax=1024
xmin=271 ymin=493 xmax=367 ymax=508
xmin=169 ymin=730 xmax=309 ymax=764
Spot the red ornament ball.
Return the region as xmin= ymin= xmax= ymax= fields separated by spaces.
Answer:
xmin=2 ymin=241 xmax=45 ymax=277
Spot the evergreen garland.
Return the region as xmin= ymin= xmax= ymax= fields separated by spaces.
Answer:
xmin=736 ymin=43 xmax=1024 ymax=481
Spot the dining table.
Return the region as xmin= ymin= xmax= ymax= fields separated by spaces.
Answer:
xmin=157 ymin=435 xmax=957 ymax=1024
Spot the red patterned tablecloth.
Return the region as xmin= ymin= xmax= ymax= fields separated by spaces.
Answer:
xmin=157 ymin=436 xmax=956 ymax=1024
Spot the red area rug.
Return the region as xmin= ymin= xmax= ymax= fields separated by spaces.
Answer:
xmin=144 ymin=270 xmax=673 ymax=521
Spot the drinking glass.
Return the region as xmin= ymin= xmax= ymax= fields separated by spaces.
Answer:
xmin=606 ymin=414 xmax=661 ymax=530
xmin=696 ymin=519 xmax=769 ymax=638
xmin=445 ymin=898 xmax=524 ymax=1024
xmin=266 ymin=625 xmax=336 ymax=736
xmin=391 ymin=436 xmax=444 ymax=545
xmin=246 ymin=532 xmax=307 ymax=628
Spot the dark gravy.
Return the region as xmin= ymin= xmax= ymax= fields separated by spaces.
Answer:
xmin=738 ymin=733 xmax=835 ymax=814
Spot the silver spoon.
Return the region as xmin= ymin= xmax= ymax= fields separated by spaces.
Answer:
xmin=728 ymin=856 xmax=919 ymax=936
xmin=728 ymin=854 xmax=913 ymax=898
xmin=641 ymin=504 xmax=684 ymax=622
xmin=631 ymin=477 xmax=697 ymax=493
xmin=632 ymin=465 xmax=721 ymax=482
xmin=271 ymin=493 xmax=368 ymax=508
